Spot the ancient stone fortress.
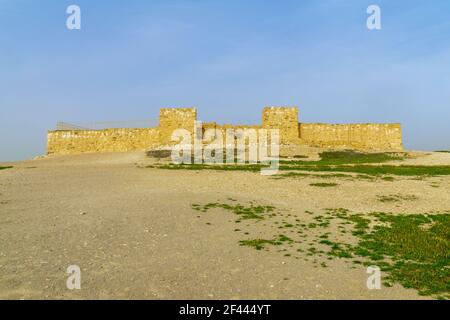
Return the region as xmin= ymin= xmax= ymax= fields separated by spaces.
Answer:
xmin=47 ymin=107 xmax=403 ymax=155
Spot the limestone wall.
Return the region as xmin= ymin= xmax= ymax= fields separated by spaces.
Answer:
xmin=202 ymin=122 xmax=262 ymax=135
xmin=47 ymin=128 xmax=160 ymax=155
xmin=47 ymin=106 xmax=403 ymax=155
xmin=299 ymin=123 xmax=403 ymax=151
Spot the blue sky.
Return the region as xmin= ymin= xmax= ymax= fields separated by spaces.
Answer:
xmin=1 ymin=0 xmax=449 ymax=161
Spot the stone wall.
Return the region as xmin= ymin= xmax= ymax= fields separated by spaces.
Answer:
xmin=299 ymin=123 xmax=403 ymax=151
xmin=47 ymin=108 xmax=197 ymax=155
xmin=47 ymin=128 xmax=160 ymax=155
xmin=47 ymin=106 xmax=403 ymax=155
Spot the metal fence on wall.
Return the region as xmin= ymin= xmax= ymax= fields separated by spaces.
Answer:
xmin=55 ymin=119 xmax=159 ymax=131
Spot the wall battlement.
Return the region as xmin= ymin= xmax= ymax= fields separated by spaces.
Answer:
xmin=47 ymin=107 xmax=403 ymax=155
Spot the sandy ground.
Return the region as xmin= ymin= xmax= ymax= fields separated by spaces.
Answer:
xmin=0 ymin=151 xmax=449 ymax=300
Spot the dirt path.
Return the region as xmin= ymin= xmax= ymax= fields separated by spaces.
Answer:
xmin=1 ymin=152 xmax=448 ymax=299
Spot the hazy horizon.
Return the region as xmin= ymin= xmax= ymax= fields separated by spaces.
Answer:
xmin=1 ymin=0 xmax=450 ymax=162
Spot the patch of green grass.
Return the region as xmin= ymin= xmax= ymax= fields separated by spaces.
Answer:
xmin=239 ymin=238 xmax=279 ymax=250
xmin=325 ymin=208 xmax=351 ymax=215
xmin=192 ymin=202 xmax=275 ymax=220
xmin=319 ymin=239 xmax=333 ymax=246
xmin=435 ymin=150 xmax=450 ymax=153
xmin=274 ymin=172 xmax=351 ymax=179
xmin=313 ymin=215 xmax=331 ymax=227
xmin=279 ymin=164 xmax=450 ymax=177
xmin=278 ymin=234 xmax=294 ymax=243
xmin=148 ymin=163 xmax=266 ymax=171
xmin=0 ymin=166 xmax=13 ymax=171
xmin=344 ymin=214 xmax=370 ymax=236
xmin=239 ymin=234 xmax=293 ymax=250
xmin=327 ymin=211 xmax=450 ymax=298
xmin=274 ymin=171 xmax=377 ymax=181
xmin=146 ymin=151 xmax=404 ymax=172
xmin=309 ymin=182 xmax=338 ymax=188
xmin=377 ymin=194 xmax=418 ymax=203
xmin=329 ymin=245 xmax=353 ymax=258
xmin=193 ymin=198 xmax=449 ymax=298
xmin=147 ymin=157 xmax=450 ymax=179
xmin=281 ymin=151 xmax=405 ymax=166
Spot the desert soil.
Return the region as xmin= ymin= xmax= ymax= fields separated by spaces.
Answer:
xmin=1 ymin=151 xmax=449 ymax=299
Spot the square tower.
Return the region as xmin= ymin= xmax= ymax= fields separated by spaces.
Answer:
xmin=159 ymin=108 xmax=197 ymax=146
xmin=262 ymin=107 xmax=300 ymax=145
